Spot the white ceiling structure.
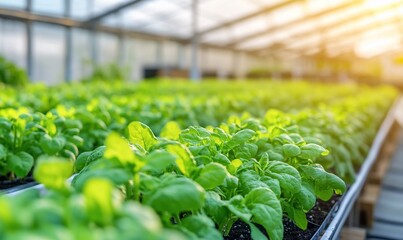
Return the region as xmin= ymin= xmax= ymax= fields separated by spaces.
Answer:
xmin=1 ymin=0 xmax=403 ymax=58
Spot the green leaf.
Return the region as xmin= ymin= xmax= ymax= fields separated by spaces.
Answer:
xmin=245 ymin=188 xmax=283 ymax=240
xmin=143 ymin=150 xmax=176 ymax=172
xmin=160 ymin=121 xmax=181 ymax=140
xmin=282 ymin=144 xmax=301 ymax=157
xmin=300 ymin=164 xmax=346 ymax=201
xmin=74 ymin=146 xmax=105 ymax=172
xmin=83 ymin=178 xmax=115 ymax=226
xmin=282 ymin=201 xmax=307 ymax=230
xmin=250 ymin=223 xmax=269 ymax=240
xmin=267 ymin=150 xmax=284 ymax=162
xmin=128 ymin=121 xmax=157 ymax=151
xmin=226 ymin=159 xmax=242 ymax=175
xmin=223 ymin=129 xmax=255 ymax=152
xmin=204 ymin=191 xmax=229 ymax=224
xmin=0 ymin=144 xmax=6 ymax=159
xmin=294 ymin=181 xmax=316 ymax=211
xmin=226 ymin=195 xmax=252 ymax=222
xmin=39 ymin=134 xmax=65 ymax=155
xmin=34 ymin=157 xmax=73 ymax=191
xmin=8 ymin=152 xmax=34 ymax=178
xmin=104 ymin=133 xmax=139 ymax=167
xmin=239 ymin=171 xmax=269 ymax=195
xmin=72 ymin=168 xmax=131 ymax=191
xmin=265 ymin=161 xmax=301 ymax=195
xmin=234 ymin=143 xmax=258 ymax=159
xmin=299 ymin=144 xmax=329 ymax=160
xmin=212 ymin=153 xmax=231 ymax=166
xmin=179 ymin=126 xmax=211 ymax=145
xmin=144 ymin=177 xmax=205 ymax=215
xmin=180 ymin=215 xmax=223 ymax=240
xmin=194 ymin=163 xmax=227 ymax=190
xmin=260 ymin=176 xmax=281 ymax=198
xmin=166 ymin=144 xmax=196 ymax=177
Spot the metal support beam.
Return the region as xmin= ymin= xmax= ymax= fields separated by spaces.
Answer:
xmin=226 ymin=0 xmax=360 ymax=48
xmin=64 ymin=0 xmax=72 ymax=82
xmin=0 ymin=7 xmax=246 ymax=54
xmin=195 ymin=0 xmax=300 ymax=38
xmin=84 ymin=0 xmax=146 ymax=25
xmin=190 ymin=0 xmax=200 ymax=81
xmin=254 ymin=1 xmax=403 ymax=54
xmin=25 ymin=0 xmax=33 ymax=80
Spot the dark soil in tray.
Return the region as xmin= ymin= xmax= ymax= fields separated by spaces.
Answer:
xmin=224 ymin=195 xmax=341 ymax=240
xmin=0 ymin=176 xmax=35 ymax=190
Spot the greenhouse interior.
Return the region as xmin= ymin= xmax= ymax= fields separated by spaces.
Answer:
xmin=1 ymin=0 xmax=403 ymax=239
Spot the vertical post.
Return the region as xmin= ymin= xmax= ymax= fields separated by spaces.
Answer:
xmin=88 ymin=0 xmax=98 ymax=66
xmin=26 ymin=0 xmax=33 ymax=80
xmin=190 ymin=0 xmax=200 ymax=81
xmin=64 ymin=0 xmax=72 ymax=82
xmin=117 ymin=12 xmax=125 ymax=66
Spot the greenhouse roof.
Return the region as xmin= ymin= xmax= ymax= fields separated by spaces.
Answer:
xmin=0 ymin=0 xmax=403 ymax=58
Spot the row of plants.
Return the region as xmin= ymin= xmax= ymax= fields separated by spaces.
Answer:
xmin=0 ymin=81 xmax=396 ymax=184
xmin=0 ymin=117 xmax=346 ymax=240
xmin=0 ymin=80 xmax=398 ymax=239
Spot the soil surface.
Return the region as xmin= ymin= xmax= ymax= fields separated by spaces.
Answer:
xmin=224 ymin=195 xmax=340 ymax=240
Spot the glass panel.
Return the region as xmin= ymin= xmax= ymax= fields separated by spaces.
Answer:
xmin=32 ymin=23 xmax=65 ymax=85
xmin=306 ymin=0 xmax=350 ymax=14
xmin=251 ymin=0 xmax=287 ymax=8
xmin=286 ymin=34 xmax=322 ymax=49
xmin=91 ymin=0 xmax=132 ymax=16
xmin=199 ymin=0 xmax=259 ymax=22
xmin=33 ymin=0 xmax=64 ymax=16
xmin=162 ymin=41 xmax=178 ymax=66
xmin=230 ymin=15 xmax=268 ymax=40
xmin=0 ymin=19 xmax=26 ymax=68
xmin=267 ymin=2 xmax=304 ymax=26
xmin=71 ymin=0 xmax=91 ymax=19
xmin=97 ymin=32 xmax=119 ymax=64
xmin=328 ymin=5 xmax=363 ymax=22
xmin=118 ymin=0 xmax=191 ymax=37
xmin=201 ymin=29 xmax=232 ymax=45
xmin=72 ymin=28 xmax=92 ymax=81
xmin=236 ymin=35 xmax=275 ymax=50
xmin=355 ymin=33 xmax=401 ymax=58
xmin=0 ymin=0 xmax=25 ymax=9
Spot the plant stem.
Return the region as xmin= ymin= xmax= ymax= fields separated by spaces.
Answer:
xmin=174 ymin=214 xmax=181 ymax=224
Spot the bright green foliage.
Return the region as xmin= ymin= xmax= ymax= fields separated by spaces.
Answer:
xmin=0 ymin=56 xmax=28 ymax=87
xmin=0 ymin=113 xmax=82 ymax=179
xmin=0 ymin=80 xmax=398 ymax=239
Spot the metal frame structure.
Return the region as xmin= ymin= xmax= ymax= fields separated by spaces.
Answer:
xmin=0 ymin=0 xmax=402 ymax=82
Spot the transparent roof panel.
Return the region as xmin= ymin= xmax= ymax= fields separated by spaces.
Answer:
xmin=200 ymin=29 xmax=233 ymax=45
xmin=229 ymin=15 xmax=268 ymax=40
xmin=0 ymin=0 xmax=402 ymax=56
xmin=33 ymin=0 xmax=64 ymax=16
xmin=0 ymin=0 xmax=25 ymax=9
xmin=90 ymin=0 xmax=133 ymax=16
xmin=71 ymin=0 xmax=91 ymax=19
xmin=305 ymin=0 xmax=351 ymax=14
xmin=199 ymin=0 xmax=260 ymax=23
xmin=236 ymin=34 xmax=276 ymax=50
xmin=286 ymin=34 xmax=322 ymax=50
xmin=315 ymin=6 xmax=363 ymax=27
xmin=116 ymin=0 xmax=192 ymax=37
xmin=267 ymin=2 xmax=305 ymax=26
